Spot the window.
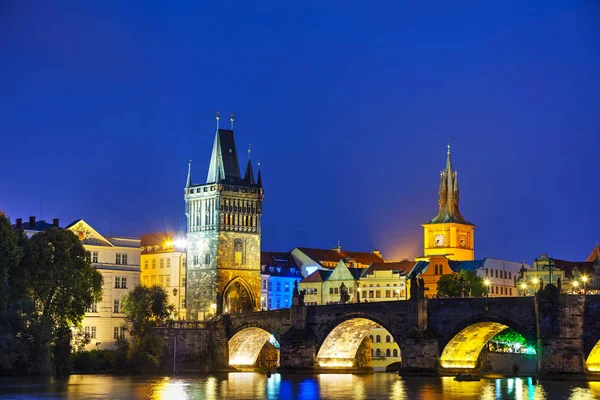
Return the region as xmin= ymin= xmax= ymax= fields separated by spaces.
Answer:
xmin=393 ymin=349 xmax=398 ymax=357
xmin=143 ymin=276 xmax=149 ymax=285
xmin=376 ymin=348 xmax=381 ymax=357
xmin=182 ymin=278 xmax=186 ymax=286
xmin=509 ymin=288 xmax=512 ymax=296
xmin=369 ymin=335 xmax=374 ymax=341
xmin=276 ymin=282 xmax=281 ymax=292
xmin=159 ymin=275 xmax=164 ymax=286
xmin=234 ymin=238 xmax=244 ymax=265
xmin=334 ymin=287 xmax=339 ymax=295
xmin=376 ymin=290 xmax=381 ymax=298
xmin=376 ymin=335 xmax=381 ymax=343
xmin=121 ymin=277 xmax=127 ymax=289
xmin=167 ymin=258 xmax=171 ymax=268
xmin=144 ymin=260 xmax=148 ymax=269
xmin=509 ymin=271 xmax=512 ymax=279
xmin=434 ymin=265 xmax=438 ymax=275
xmin=85 ymin=326 xmax=96 ymax=339
xmin=262 ymin=279 xmax=267 ymax=289
xmin=122 ymin=254 xmax=128 ymax=265
xmin=116 ymin=254 xmax=121 ymax=265
xmin=369 ymin=291 xmax=374 ymax=298
xmin=152 ymin=259 xmax=156 ymax=269
xmin=501 ymin=287 xmax=504 ymax=295
xmin=268 ymin=298 xmax=273 ymax=309
xmin=386 ymin=349 xmax=391 ymax=357
xmin=151 ymin=276 xmax=156 ymax=285
xmin=268 ymin=281 xmax=273 ymax=291
xmin=182 ymin=299 xmax=186 ymax=308
xmin=114 ymin=327 xmax=119 ymax=339
xmin=386 ymin=290 xmax=391 ymax=298
xmin=193 ymin=255 xmax=199 ymax=266
xmin=284 ymin=283 xmax=289 ymax=292
xmin=495 ymin=270 xmax=498 ymax=278
xmin=204 ymin=253 xmax=211 ymax=265
xmin=330 ymin=288 xmax=334 ymax=295
xmin=115 ymin=277 xmax=121 ymax=288
xmin=114 ymin=299 xmax=120 ymax=313
xmin=92 ymin=252 xmax=98 ymax=263
xmin=160 ymin=259 xmax=164 ymax=268
xmin=165 ymin=276 xmax=170 ymax=286
xmin=386 ymin=335 xmax=391 ymax=343
xmin=277 ymin=299 xmax=281 ymax=308
xmin=486 ymin=268 xmax=488 ymax=276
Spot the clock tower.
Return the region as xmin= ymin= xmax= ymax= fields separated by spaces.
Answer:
xmin=422 ymin=144 xmax=474 ymax=261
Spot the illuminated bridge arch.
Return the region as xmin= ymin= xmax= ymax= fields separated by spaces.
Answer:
xmin=228 ymin=327 xmax=279 ymax=367
xmin=585 ymin=340 xmax=600 ymax=372
xmin=316 ymin=313 xmax=399 ymax=368
xmin=439 ymin=317 xmax=535 ymax=370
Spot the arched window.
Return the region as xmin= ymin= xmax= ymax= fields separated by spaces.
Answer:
xmin=386 ymin=335 xmax=391 ymax=343
xmin=371 ymin=349 xmax=375 ymax=357
xmin=434 ymin=264 xmax=438 ymax=275
xmin=386 ymin=349 xmax=391 ymax=357
xmin=369 ymin=335 xmax=374 ymax=342
xmin=393 ymin=349 xmax=398 ymax=357
xmin=375 ymin=348 xmax=381 ymax=357
xmin=376 ymin=335 xmax=381 ymax=343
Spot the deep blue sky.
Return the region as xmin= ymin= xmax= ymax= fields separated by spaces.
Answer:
xmin=1 ymin=1 xmax=599 ymax=263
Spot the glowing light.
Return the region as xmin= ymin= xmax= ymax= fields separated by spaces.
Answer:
xmin=210 ymin=303 xmax=217 ymax=309
xmin=173 ymin=239 xmax=187 ymax=249
xmin=586 ymin=340 xmax=600 ymax=372
xmin=484 ymin=279 xmax=490 ymax=286
xmin=316 ymin=318 xmax=378 ymax=365
xmin=573 ymin=281 xmax=579 ymax=288
xmin=440 ymin=322 xmax=509 ymax=369
xmin=318 ymin=360 xmax=354 ymax=368
xmin=150 ymin=377 xmax=190 ymax=400
xmin=520 ymin=283 xmax=527 ymax=290
xmin=229 ymin=328 xmax=273 ymax=366
xmin=164 ymin=241 xmax=173 ymax=248
xmin=582 ymin=275 xmax=589 ymax=283
xmin=532 ymin=278 xmax=539 ymax=285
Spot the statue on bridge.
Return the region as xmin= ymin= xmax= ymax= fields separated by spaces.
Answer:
xmin=292 ymin=281 xmax=306 ymax=307
xmin=339 ymin=283 xmax=350 ymax=304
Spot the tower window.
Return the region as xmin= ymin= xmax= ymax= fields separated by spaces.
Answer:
xmin=234 ymin=239 xmax=244 ymax=265
xmin=204 ymin=253 xmax=211 ymax=265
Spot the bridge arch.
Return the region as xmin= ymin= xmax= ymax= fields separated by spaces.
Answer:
xmin=228 ymin=327 xmax=279 ymax=368
xmin=585 ymin=340 xmax=600 ymax=372
xmin=316 ymin=313 xmax=400 ymax=369
xmin=222 ymin=277 xmax=256 ymax=314
xmin=439 ymin=316 xmax=536 ymax=370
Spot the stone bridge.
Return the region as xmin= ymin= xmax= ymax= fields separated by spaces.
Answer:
xmin=160 ymin=288 xmax=600 ymax=375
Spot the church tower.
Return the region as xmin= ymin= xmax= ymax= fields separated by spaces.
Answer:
xmin=185 ymin=113 xmax=263 ymax=320
xmin=422 ymin=144 xmax=474 ymax=260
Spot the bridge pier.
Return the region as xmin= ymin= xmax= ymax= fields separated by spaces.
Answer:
xmin=400 ymin=335 xmax=439 ymax=372
xmin=279 ymin=328 xmax=318 ymax=373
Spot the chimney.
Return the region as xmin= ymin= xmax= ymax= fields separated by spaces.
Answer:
xmin=16 ymin=218 xmax=22 ymax=228
xmin=29 ymin=216 xmax=36 ymax=228
xmin=53 ymin=218 xmax=59 ymax=227
xmin=372 ymin=249 xmax=382 ymax=259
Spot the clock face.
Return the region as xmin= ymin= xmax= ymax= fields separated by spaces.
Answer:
xmin=435 ymin=234 xmax=445 ymax=247
xmin=459 ymin=234 xmax=467 ymax=247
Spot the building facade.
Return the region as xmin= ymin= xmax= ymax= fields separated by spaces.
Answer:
xmin=185 ymin=117 xmax=264 ymax=320
xmin=65 ymin=220 xmax=141 ymax=350
xmin=140 ymin=232 xmax=187 ymax=319
xmin=291 ymin=246 xmax=384 ymax=277
xmin=260 ymin=252 xmax=303 ymax=310
xmin=357 ymin=262 xmax=412 ymax=301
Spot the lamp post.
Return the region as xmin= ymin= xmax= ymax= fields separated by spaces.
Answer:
xmin=573 ymin=280 xmax=579 ymax=295
xmin=582 ymin=275 xmax=588 ymax=296
xmin=520 ymin=282 xmax=527 ymax=296
xmin=484 ymin=279 xmax=491 ymax=297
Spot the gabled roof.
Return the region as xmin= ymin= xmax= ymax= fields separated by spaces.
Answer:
xmin=294 ymin=247 xmax=384 ymax=267
xmin=64 ymin=219 xmax=113 ymax=247
xmin=261 ymin=251 xmax=298 ymax=268
xmin=301 ymin=269 xmax=333 ymax=283
xmin=363 ymin=261 xmax=415 ymax=276
xmin=407 ymin=261 xmax=430 ymax=279
xmin=587 ymin=244 xmax=600 ymax=263
xmin=551 ymin=258 xmax=595 ymax=279
xmin=106 ymin=237 xmax=140 ymax=248
xmin=262 ymin=265 xmax=302 ymax=278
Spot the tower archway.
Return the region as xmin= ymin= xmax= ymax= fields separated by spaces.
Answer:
xmin=222 ymin=278 xmax=255 ymax=314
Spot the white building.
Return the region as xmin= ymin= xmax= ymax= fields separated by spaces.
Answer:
xmin=65 ymin=220 xmax=141 ymax=350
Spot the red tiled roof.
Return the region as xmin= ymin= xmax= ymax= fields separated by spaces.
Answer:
xmin=261 ymin=251 xmax=297 ymax=268
xmin=296 ymin=247 xmax=384 ymax=266
xmin=364 ymin=261 xmax=415 ymax=274
xmin=552 ymin=258 xmax=595 ymax=279
xmin=141 ymin=232 xmax=176 ymax=247
xmin=587 ymin=245 xmax=600 ymax=263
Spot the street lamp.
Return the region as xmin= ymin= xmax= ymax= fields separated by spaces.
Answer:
xmin=520 ymin=282 xmax=527 ymax=296
xmin=484 ymin=279 xmax=491 ymax=297
xmin=573 ymin=280 xmax=579 ymax=294
xmin=582 ymin=275 xmax=588 ymax=296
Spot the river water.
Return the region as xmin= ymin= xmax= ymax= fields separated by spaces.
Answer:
xmin=0 ymin=373 xmax=598 ymax=400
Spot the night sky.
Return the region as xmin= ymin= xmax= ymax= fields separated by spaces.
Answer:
xmin=1 ymin=1 xmax=599 ymax=264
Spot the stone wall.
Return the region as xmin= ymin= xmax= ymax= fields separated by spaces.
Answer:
xmin=160 ymin=326 xmax=214 ymax=372
xmin=478 ymin=350 xmax=537 ymax=375
xmin=256 ymin=342 xmax=279 ymax=370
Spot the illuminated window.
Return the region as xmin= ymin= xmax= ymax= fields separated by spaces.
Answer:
xmin=92 ymin=252 xmax=98 ymax=263
xmin=234 ymin=239 xmax=244 ymax=265
xmin=369 ymin=291 xmax=374 ymax=298
xmin=284 ymin=283 xmax=289 ymax=292
xmin=167 ymin=258 xmax=171 ymax=268
xmin=160 ymin=259 xmax=164 ymax=268
xmin=386 ymin=290 xmax=391 ymax=298
xmin=386 ymin=335 xmax=391 ymax=343
xmin=144 ymin=260 xmax=148 ymax=269
xmin=376 ymin=290 xmax=381 ymax=298
xmin=376 ymin=335 xmax=381 ymax=343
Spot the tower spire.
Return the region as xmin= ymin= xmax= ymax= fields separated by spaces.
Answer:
xmin=230 ymin=112 xmax=235 ymax=130
xmin=216 ymin=110 xmax=220 ymax=130
xmin=244 ymin=144 xmax=255 ymax=184
xmin=257 ymin=161 xmax=263 ymax=187
xmin=186 ymin=159 xmax=193 ymax=187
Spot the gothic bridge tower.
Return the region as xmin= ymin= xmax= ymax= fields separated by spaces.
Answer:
xmin=185 ymin=113 xmax=263 ymax=320
xmin=422 ymin=144 xmax=475 ymax=261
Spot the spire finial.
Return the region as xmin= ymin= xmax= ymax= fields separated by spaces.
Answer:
xmin=216 ymin=110 xmax=220 ymax=129
xmin=230 ymin=112 xmax=235 ymax=130
xmin=186 ymin=159 xmax=193 ymax=187
xmin=447 ymin=138 xmax=451 ymax=155
xmin=248 ymin=144 xmax=252 ymax=160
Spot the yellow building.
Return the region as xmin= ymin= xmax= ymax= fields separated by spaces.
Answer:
xmin=140 ymin=232 xmax=187 ymax=319
xmin=421 ymin=144 xmax=475 ymax=261
xmin=368 ymin=326 xmax=401 ymax=371
xmin=357 ymin=262 xmax=412 ymax=301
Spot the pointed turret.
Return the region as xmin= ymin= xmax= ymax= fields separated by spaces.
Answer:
xmin=206 ymin=129 xmax=241 ymax=184
xmin=244 ymin=158 xmax=256 ymax=184
xmin=186 ymin=160 xmax=193 ymax=187
xmin=257 ymin=161 xmax=263 ymax=187
xmin=427 ymin=143 xmax=471 ymax=225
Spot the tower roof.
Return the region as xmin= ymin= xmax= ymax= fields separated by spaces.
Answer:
xmin=244 ymin=158 xmax=256 ymax=185
xmin=206 ymin=129 xmax=242 ymax=184
xmin=426 ymin=143 xmax=472 ymax=225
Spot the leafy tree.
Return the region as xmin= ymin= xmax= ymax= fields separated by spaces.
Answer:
xmin=0 ymin=212 xmax=23 ymax=309
xmin=459 ymin=270 xmax=488 ymax=297
xmin=436 ymin=270 xmax=488 ymax=298
xmin=121 ymin=285 xmax=174 ymax=372
xmin=436 ymin=273 xmax=463 ymax=297
xmin=491 ymin=328 xmax=527 ymax=346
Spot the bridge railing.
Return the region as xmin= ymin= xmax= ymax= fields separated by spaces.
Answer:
xmin=158 ymin=321 xmax=208 ymax=329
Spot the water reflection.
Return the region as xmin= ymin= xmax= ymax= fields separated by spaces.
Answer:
xmin=1 ymin=373 xmax=600 ymax=399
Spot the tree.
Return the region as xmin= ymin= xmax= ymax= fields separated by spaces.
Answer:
xmin=459 ymin=270 xmax=488 ymax=297
xmin=0 ymin=212 xmax=23 ymax=309
xmin=436 ymin=270 xmax=488 ymax=298
xmin=121 ymin=285 xmax=174 ymax=372
xmin=436 ymin=274 xmax=462 ymax=297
